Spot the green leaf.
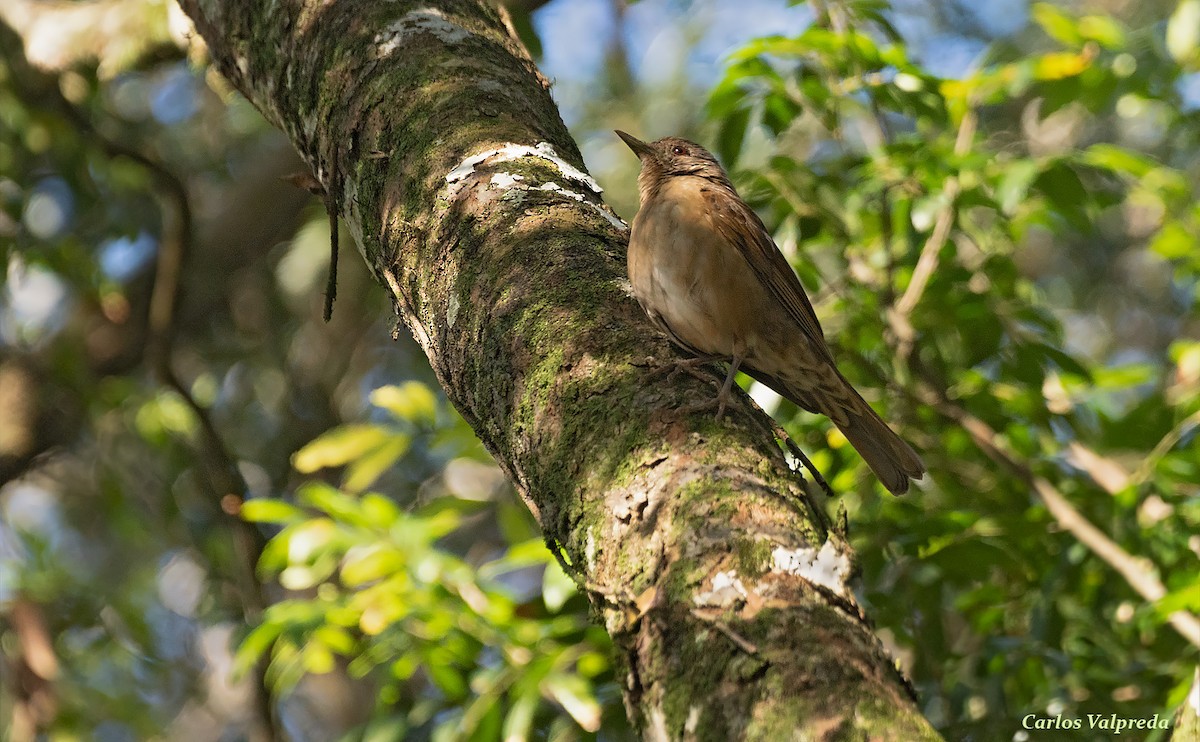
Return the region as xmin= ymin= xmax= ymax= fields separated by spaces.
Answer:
xmin=479 ymin=538 xmax=553 ymax=579
xmin=1149 ymin=221 xmax=1193 ymax=260
xmin=542 ymin=674 xmax=601 ymax=732
xmin=292 ymin=424 xmax=391 ymax=473
xmin=302 ymin=643 xmax=335 ymax=674
xmin=371 ymin=382 xmax=438 ymax=425
xmin=240 ymin=499 xmax=306 ymax=524
xmin=576 ymin=650 xmax=609 ymax=678
xmin=313 ymin=625 xmax=356 ymax=655
xmin=1090 ymin=363 xmax=1155 ymax=389
xmin=1028 ymin=342 xmax=1093 ymax=380
xmin=1032 ymin=3 xmax=1083 ymax=47
xmin=1168 ymin=0 xmax=1200 ymax=64
xmin=359 ymin=493 xmax=403 ymax=528
xmin=996 ymin=160 xmax=1040 ymax=216
xmin=542 ymin=559 xmax=577 ymax=612
xmin=1032 ymin=52 xmax=1092 ymax=81
xmin=501 ymin=692 xmax=539 ymax=742
xmin=361 ymin=718 xmax=409 ymax=742
xmin=1079 ymin=144 xmax=1156 ymax=178
xmin=340 ymin=545 xmax=404 ymax=586
xmin=428 ymin=661 xmax=469 ymax=700
xmin=1156 ymin=580 xmax=1200 ymax=617
xmin=298 ymin=483 xmax=366 ymax=525
xmin=1077 ymin=15 xmax=1125 ymax=48
xmin=233 ymin=622 xmax=283 ymax=679
xmin=714 ymin=104 xmax=751 ymax=169
xmin=343 ymin=434 xmax=410 ymax=493
xmin=1034 ymin=161 xmax=1090 ymax=229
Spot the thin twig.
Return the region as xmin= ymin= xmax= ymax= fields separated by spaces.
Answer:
xmin=888 ymin=110 xmax=977 ymax=360
xmin=895 ymin=110 xmax=977 ymax=320
xmin=1130 ymin=408 xmax=1200 ymax=487
xmin=919 ymin=382 xmax=1200 ymax=649
xmin=1065 ymin=442 xmax=1131 ymax=494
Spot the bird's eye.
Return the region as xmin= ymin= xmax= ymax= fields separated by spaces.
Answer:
xmin=671 ymin=145 xmax=685 ymax=155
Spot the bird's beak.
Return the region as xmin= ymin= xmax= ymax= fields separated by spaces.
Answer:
xmin=615 ymin=130 xmax=655 ymax=160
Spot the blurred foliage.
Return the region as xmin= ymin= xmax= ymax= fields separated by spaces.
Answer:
xmin=708 ymin=0 xmax=1200 ymax=738
xmin=233 ymin=384 xmax=623 ymax=740
xmin=2 ymin=0 xmax=1199 ymax=741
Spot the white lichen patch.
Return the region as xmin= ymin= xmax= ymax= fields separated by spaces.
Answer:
xmin=489 ymin=172 xmax=524 ymax=188
xmin=772 ymin=540 xmax=852 ymax=597
xmin=535 ymin=182 xmax=626 ymax=231
xmin=530 ymin=142 xmax=602 ymax=193
xmin=444 ymin=142 xmax=602 ymax=200
xmin=376 ymin=8 xmax=470 ymax=56
xmin=647 ymin=707 xmax=670 ymax=742
xmin=449 ymin=146 xmax=625 ymax=231
xmin=693 ymin=569 xmax=748 ymax=608
xmin=535 ymin=181 xmax=583 ymax=200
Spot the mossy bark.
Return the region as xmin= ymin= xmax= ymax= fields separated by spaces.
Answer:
xmin=178 ymin=0 xmax=942 ymax=737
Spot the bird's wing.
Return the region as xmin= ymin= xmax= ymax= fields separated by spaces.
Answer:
xmin=701 ymin=186 xmax=835 ymax=363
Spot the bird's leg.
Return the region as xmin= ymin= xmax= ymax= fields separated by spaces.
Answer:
xmin=677 ymin=354 xmax=744 ymax=420
xmin=714 ymin=354 xmax=744 ymax=419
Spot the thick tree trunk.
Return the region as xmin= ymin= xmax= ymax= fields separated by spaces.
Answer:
xmin=178 ymin=0 xmax=940 ymax=737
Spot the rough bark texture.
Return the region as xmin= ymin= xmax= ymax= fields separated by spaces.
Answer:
xmin=178 ymin=0 xmax=941 ymax=737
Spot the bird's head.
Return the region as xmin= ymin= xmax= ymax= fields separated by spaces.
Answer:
xmin=615 ymin=131 xmax=732 ymax=200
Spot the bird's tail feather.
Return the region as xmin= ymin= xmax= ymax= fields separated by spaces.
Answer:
xmin=835 ymin=387 xmax=924 ymax=496
xmin=748 ymin=367 xmax=923 ymax=495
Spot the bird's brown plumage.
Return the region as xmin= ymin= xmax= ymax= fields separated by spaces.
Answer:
xmin=616 ymin=130 xmax=924 ymax=495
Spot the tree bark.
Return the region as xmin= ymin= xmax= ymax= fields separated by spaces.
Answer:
xmin=177 ymin=0 xmax=940 ymax=737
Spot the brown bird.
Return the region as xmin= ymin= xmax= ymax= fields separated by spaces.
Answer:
xmin=616 ymin=130 xmax=924 ymax=495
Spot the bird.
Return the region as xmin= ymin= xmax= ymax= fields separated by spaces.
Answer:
xmin=615 ymin=130 xmax=925 ymax=495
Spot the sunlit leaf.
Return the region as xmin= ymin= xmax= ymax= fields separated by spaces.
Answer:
xmin=240 ymin=499 xmax=306 ymax=524
xmin=292 ymin=424 xmax=391 ymax=472
xmin=1079 ymin=144 xmax=1157 ymax=178
xmin=1149 ymin=222 xmax=1193 ymax=260
xmin=1078 ymin=15 xmax=1126 ymax=48
xmin=371 ymin=381 xmax=438 ymax=425
xmin=501 ymin=692 xmax=539 ymax=742
xmin=232 ymin=622 xmax=283 ymax=679
xmin=341 ymin=544 xmax=405 ymax=586
xmin=541 ymin=674 xmax=601 ymax=732
xmin=302 ymin=643 xmax=335 ymax=674
xmin=1032 ymin=3 xmax=1083 ymax=47
xmin=542 ymin=559 xmax=577 ymax=612
xmin=344 ymin=434 xmax=410 ymax=492
xmin=1033 ymin=52 xmax=1092 ymax=80
xmin=1168 ymin=0 xmax=1200 ymax=64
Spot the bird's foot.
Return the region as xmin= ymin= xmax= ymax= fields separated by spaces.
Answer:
xmin=676 ymin=391 xmax=732 ymax=420
xmin=640 ymin=354 xmax=743 ymax=421
xmin=639 ymin=355 xmax=723 ymax=387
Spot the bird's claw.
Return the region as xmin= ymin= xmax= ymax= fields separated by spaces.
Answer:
xmin=641 ymin=355 xmax=721 ymax=387
xmin=640 ymin=355 xmax=738 ymax=420
xmin=676 ymin=388 xmax=733 ymax=421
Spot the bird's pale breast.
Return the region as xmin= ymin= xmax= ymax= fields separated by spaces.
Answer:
xmin=628 ymin=176 xmax=794 ymax=362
